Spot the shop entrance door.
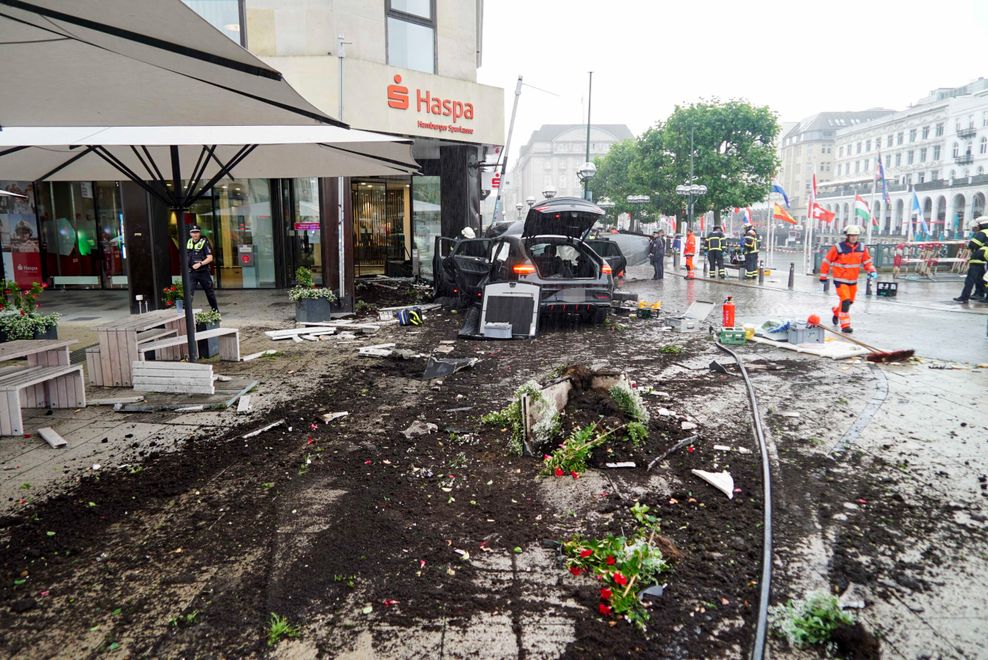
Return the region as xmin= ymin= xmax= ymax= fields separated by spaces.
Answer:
xmin=351 ymin=179 xmax=410 ymax=277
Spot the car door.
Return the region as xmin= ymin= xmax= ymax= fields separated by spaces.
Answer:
xmin=447 ymin=238 xmax=492 ymax=298
xmin=433 ymin=236 xmax=456 ymax=296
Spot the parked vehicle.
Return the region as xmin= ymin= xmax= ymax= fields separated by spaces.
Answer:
xmin=585 ymin=238 xmax=628 ymax=280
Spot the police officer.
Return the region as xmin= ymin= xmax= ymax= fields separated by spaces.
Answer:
xmin=704 ymin=223 xmax=726 ymax=279
xmin=743 ymin=228 xmax=760 ymax=280
xmin=954 ymin=216 xmax=988 ymax=302
xmin=186 ymin=225 xmax=218 ymax=312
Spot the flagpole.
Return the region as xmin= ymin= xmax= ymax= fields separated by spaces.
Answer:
xmin=906 ymin=187 xmax=913 ymax=244
xmin=867 ymin=169 xmax=877 ymax=246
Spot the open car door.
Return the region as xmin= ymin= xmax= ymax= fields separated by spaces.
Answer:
xmin=446 ymin=238 xmax=492 ymax=301
xmin=433 ymin=236 xmax=456 ymax=297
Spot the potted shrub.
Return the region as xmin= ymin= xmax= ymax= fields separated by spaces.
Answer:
xmin=289 ymin=266 xmax=336 ymax=322
xmin=163 ymin=281 xmax=185 ymax=310
xmin=0 ymin=280 xmax=61 ymax=342
xmin=195 ymin=309 xmax=222 ymax=358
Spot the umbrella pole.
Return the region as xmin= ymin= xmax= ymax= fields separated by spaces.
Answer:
xmin=170 ymin=146 xmax=199 ymax=362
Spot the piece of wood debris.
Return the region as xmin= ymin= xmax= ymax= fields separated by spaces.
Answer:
xmin=37 ymin=427 xmax=67 ymax=449
xmin=88 ymin=395 xmax=145 ymax=406
xmin=605 ymin=462 xmax=636 ymax=469
xmin=174 ymin=405 xmax=205 ymax=412
xmin=321 ymin=411 xmax=349 ymax=424
xmin=242 ymin=349 xmax=278 ymax=362
xmin=237 ymin=395 xmax=253 ymax=414
xmin=215 ymin=375 xmax=232 ymax=382
xmin=242 ymin=419 xmax=285 ymax=439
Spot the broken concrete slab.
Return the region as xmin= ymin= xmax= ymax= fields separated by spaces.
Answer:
xmin=422 ymin=357 xmax=478 ymax=380
xmin=358 ymin=343 xmax=397 ymax=357
xmin=236 ymin=395 xmax=252 ymax=414
xmin=242 ymin=349 xmax=277 ymax=362
xmin=691 ymin=469 xmax=735 ymax=499
xmin=37 ymin=427 xmax=67 ymax=449
xmin=320 ymin=412 xmax=349 ymax=424
xmin=402 ymin=420 xmax=438 ymax=439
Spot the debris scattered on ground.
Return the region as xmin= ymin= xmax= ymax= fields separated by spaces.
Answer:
xmin=88 ymin=395 xmax=145 ymax=406
xmin=838 ymin=582 xmax=868 ymax=609
xmin=242 ymin=349 xmax=277 ymax=362
xmin=422 ymin=357 xmax=478 ymax=380
xmin=320 ymin=411 xmax=349 ymax=424
xmin=713 ymin=444 xmax=752 ymax=454
xmin=690 ymin=469 xmax=735 ymax=499
xmin=402 ymin=420 xmax=438 ymax=439
xmin=358 ymin=343 xmax=396 ymax=357
xmin=646 ymin=435 xmax=699 ymax=472
xmin=37 ymin=427 xmax=67 ymax=449
xmin=242 ymin=419 xmax=285 ymax=439
xmin=236 ymin=395 xmax=253 ymax=414
xmin=605 ymin=461 xmax=636 ymax=469
xmin=174 ymin=405 xmax=205 ymax=413
xmin=639 ymin=584 xmax=666 ymax=603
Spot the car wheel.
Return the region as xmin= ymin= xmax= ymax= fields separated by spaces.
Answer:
xmin=591 ymin=307 xmax=608 ymax=325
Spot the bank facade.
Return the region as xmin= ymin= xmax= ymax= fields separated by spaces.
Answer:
xmin=0 ymin=0 xmax=503 ymax=309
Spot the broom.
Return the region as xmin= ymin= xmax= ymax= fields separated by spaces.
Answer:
xmin=806 ymin=314 xmax=915 ymax=363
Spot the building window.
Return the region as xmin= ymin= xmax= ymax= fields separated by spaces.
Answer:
xmin=935 ymin=122 xmax=944 ymax=137
xmin=922 ymin=126 xmax=929 ymax=139
xmin=838 ymin=146 xmax=844 ymax=157
xmin=856 ymin=142 xmax=862 ymax=154
xmin=854 ymin=161 xmax=860 ymax=174
xmin=907 ymin=151 xmax=914 ymax=165
xmin=865 ymin=139 xmax=871 ymax=152
xmin=387 ymin=0 xmax=436 ymax=74
xmin=931 ymin=169 xmax=939 ymax=181
xmin=981 ymin=137 xmax=988 ymax=155
xmin=895 ymin=152 xmax=901 ymax=167
xmin=908 ymin=128 xmax=917 ymax=142
xmin=182 ymin=0 xmax=246 ymax=46
xmin=886 ymin=135 xmax=893 ymax=147
xmin=933 ymin=145 xmax=941 ymax=160
xmin=896 ymin=132 xmax=903 ymax=145
xmin=953 ymin=142 xmax=960 ymax=158
xmin=917 ymin=172 xmax=925 ymax=183
xmin=920 ymin=147 xmax=927 ymax=162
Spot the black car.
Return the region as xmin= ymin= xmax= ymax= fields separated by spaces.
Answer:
xmin=585 ymin=238 xmax=628 ymax=280
xmin=433 ymin=236 xmax=492 ymax=301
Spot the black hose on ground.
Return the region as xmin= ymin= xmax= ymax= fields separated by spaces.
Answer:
xmin=715 ymin=341 xmax=773 ymax=660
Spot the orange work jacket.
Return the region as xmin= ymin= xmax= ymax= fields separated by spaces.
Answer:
xmin=820 ymin=241 xmax=876 ymax=285
xmin=684 ymin=233 xmax=696 ymax=256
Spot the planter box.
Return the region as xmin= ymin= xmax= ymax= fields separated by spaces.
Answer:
xmin=196 ymin=321 xmax=220 ymax=358
xmin=0 ymin=325 xmax=58 ymax=343
xmin=295 ymin=298 xmax=332 ymax=323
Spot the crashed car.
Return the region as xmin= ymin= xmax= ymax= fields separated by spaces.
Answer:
xmin=433 ymin=236 xmax=492 ymax=300
xmin=584 ymin=238 xmax=628 ymax=280
xmin=443 ymin=197 xmax=614 ymax=323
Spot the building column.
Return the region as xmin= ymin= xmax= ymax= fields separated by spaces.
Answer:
xmin=123 ymin=183 xmax=171 ymax=313
xmin=320 ymin=177 xmax=354 ymax=311
xmin=440 ymin=145 xmax=481 ymax=237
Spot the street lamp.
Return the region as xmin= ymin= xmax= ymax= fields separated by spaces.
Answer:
xmin=626 ymin=194 xmax=650 ymax=233
xmin=577 ymin=161 xmax=597 ymax=201
xmin=598 ymin=197 xmax=615 ymax=227
xmin=515 ymin=201 xmax=526 ymax=220
xmin=676 ymin=183 xmax=707 ymax=231
xmin=525 ymin=196 xmax=536 ymax=208
xmin=542 ymin=185 xmax=557 ymax=199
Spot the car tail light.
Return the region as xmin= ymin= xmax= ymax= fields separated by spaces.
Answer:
xmin=512 ymin=263 xmax=536 ymax=275
xmin=617 ymin=270 xmax=625 ymax=278
xmin=601 ymin=263 xmax=612 ymax=275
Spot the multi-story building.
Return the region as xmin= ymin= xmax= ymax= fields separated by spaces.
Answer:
xmin=0 ymin=0 xmax=503 ymax=307
xmin=816 ymin=79 xmax=988 ymax=238
xmin=778 ymin=110 xmax=894 ymax=219
xmin=499 ymin=124 xmax=633 ymax=220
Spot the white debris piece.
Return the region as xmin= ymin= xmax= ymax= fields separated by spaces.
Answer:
xmin=839 ymin=582 xmax=868 ymax=609
xmin=681 ymin=421 xmax=698 ymax=430
xmin=604 ymin=462 xmax=636 ymax=469
xmin=237 ymin=395 xmax=253 ymax=414
xmin=321 ymin=411 xmax=349 ymax=424
xmin=242 ymin=419 xmax=285 ymax=439
xmin=690 ymin=469 xmax=735 ymax=499
xmin=242 ymin=349 xmax=277 ymax=362
xmin=402 ymin=420 xmax=438 ymax=439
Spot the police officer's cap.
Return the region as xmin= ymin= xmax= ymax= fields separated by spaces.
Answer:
xmin=190 ymin=225 xmax=202 ymax=232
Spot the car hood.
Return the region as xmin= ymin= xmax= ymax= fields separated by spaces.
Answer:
xmin=523 ymin=197 xmax=604 ymax=239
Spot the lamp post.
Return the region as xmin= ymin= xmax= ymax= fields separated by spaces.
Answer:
xmin=525 ymin=196 xmax=536 ymax=209
xmin=598 ymin=197 xmax=615 ymax=227
xmin=577 ymin=161 xmax=597 ymax=201
xmin=515 ymin=201 xmax=526 ymax=220
xmin=676 ymin=184 xmax=707 ymax=231
xmin=542 ymin=185 xmax=557 ymax=199
xmin=626 ymin=194 xmax=649 ymax=233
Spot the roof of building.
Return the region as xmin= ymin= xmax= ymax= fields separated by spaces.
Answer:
xmin=784 ymin=110 xmax=896 ymax=139
xmin=520 ymin=124 xmax=634 ymax=149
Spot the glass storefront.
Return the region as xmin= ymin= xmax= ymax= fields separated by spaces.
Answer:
xmin=287 ymin=177 xmax=323 ymax=284
xmin=34 ymin=181 xmax=127 ymax=289
xmin=412 ymin=175 xmax=441 ymax=280
xmin=0 ymin=181 xmax=41 ymax=287
xmin=351 ymin=178 xmax=411 ymax=277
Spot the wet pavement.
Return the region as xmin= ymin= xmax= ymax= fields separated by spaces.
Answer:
xmin=623 ymin=261 xmax=988 ymax=365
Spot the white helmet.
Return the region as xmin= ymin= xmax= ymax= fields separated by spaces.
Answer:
xmin=844 ymin=224 xmax=862 ymax=236
xmin=460 ymin=226 xmax=476 ymax=239
xmin=971 ymin=216 xmax=988 ymax=230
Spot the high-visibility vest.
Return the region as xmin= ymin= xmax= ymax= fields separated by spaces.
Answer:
xmin=969 ymin=230 xmax=987 ymax=264
xmin=705 ymin=232 xmax=724 ymax=252
xmin=684 ymin=234 xmax=696 ymax=256
xmin=820 ymin=241 xmax=875 ymax=284
xmin=743 ymin=234 xmax=759 ymax=254
xmin=186 ymin=238 xmax=208 ymax=267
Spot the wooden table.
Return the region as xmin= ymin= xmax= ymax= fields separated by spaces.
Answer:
xmin=93 ymin=310 xmax=197 ymax=387
xmin=0 ymin=339 xmax=76 ymax=369
xmin=0 ymin=340 xmax=81 ymax=422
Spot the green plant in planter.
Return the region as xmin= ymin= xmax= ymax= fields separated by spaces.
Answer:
xmin=288 ymin=267 xmax=337 ymax=302
xmin=162 ymin=281 xmax=184 ymax=307
xmin=195 ymin=309 xmax=222 ymax=326
xmin=0 ymin=279 xmax=60 ymax=340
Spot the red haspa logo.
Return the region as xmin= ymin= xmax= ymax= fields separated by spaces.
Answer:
xmin=387 ymin=75 xmax=409 ymax=110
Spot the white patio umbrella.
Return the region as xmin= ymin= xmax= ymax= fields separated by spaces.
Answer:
xmin=0 ymin=0 xmax=418 ymax=360
xmin=0 ymin=190 xmax=26 ymax=198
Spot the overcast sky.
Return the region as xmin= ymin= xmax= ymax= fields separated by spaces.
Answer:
xmin=477 ymin=0 xmax=988 ymax=165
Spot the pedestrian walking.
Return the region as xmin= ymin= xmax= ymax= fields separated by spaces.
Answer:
xmin=185 ymin=225 xmax=219 ymax=312
xmin=892 ymin=243 xmax=904 ymax=280
xmin=818 ymin=224 xmax=876 ymax=334
xmin=649 ymin=231 xmax=666 ymax=280
xmin=953 ymin=216 xmax=988 ymax=303
xmin=704 ymin=224 xmax=726 ymax=279
xmin=684 ymin=229 xmax=697 ymax=279
xmin=743 ymin=228 xmax=760 ymax=280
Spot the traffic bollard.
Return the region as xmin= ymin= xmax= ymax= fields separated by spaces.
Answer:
xmin=824 ymin=279 xmax=830 ymax=294
xmin=758 ymin=263 xmax=764 ymax=285
xmin=788 ymin=263 xmax=795 ymax=289
xmin=703 ymin=258 xmax=708 ymax=277
xmin=866 ymin=277 xmax=873 ymax=296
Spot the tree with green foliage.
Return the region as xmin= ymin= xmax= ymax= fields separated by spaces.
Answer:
xmin=662 ymin=100 xmax=780 ymax=228
xmin=588 ymin=139 xmax=639 ymax=222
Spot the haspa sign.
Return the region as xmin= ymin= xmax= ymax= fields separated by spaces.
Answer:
xmin=387 ymin=74 xmax=476 ymax=136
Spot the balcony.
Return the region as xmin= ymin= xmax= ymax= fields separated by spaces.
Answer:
xmin=955 ymin=153 xmax=974 ymax=165
xmin=957 ymin=126 xmax=976 ymax=139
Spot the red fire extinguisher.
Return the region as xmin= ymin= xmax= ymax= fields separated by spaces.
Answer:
xmin=722 ymin=296 xmax=735 ymax=328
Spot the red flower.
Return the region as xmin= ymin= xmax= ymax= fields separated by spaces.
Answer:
xmin=687 ymin=445 xmax=695 ymax=453
xmin=612 ymin=572 xmax=628 ymax=586
xmin=579 ymin=548 xmax=593 ymax=558
xmin=598 ymin=603 xmax=612 ymax=616
xmin=569 ymin=566 xmax=582 ymax=576
xmin=600 ymin=587 xmax=612 ymax=600
xmin=165 ymin=301 xmax=173 ymax=307
xmin=554 ymin=467 xmax=564 ymax=477
xmin=606 ymin=556 xmax=616 ymax=565
xmin=570 ymin=471 xmax=579 ymax=479
xmin=382 ymin=599 xmax=399 ymax=607
xmin=19 ymin=309 xmax=25 ymax=317
xmin=41 ymin=282 xmax=48 ymax=289
xmin=543 ymin=454 xmax=551 ymax=461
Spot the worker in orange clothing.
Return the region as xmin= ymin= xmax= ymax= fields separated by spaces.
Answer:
xmin=819 ymin=224 xmax=876 ymax=334
xmin=684 ymin=229 xmax=697 ymax=279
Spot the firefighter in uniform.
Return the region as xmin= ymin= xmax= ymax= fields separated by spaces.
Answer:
xmin=743 ymin=228 xmax=760 ymax=280
xmin=954 ymin=216 xmax=988 ymax=302
xmin=819 ymin=224 xmax=875 ymax=334
xmin=186 ymin=225 xmax=218 ymax=312
xmin=684 ymin=229 xmax=697 ymax=279
xmin=704 ymin=224 xmax=726 ymax=279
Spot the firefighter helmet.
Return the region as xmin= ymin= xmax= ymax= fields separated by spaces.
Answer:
xmin=844 ymin=224 xmax=862 ymax=236
xmin=971 ymin=216 xmax=988 ymax=230
xmin=460 ymin=226 xmax=476 ymax=239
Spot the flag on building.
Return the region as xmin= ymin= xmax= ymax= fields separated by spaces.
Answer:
xmin=773 ymin=203 xmax=797 ymax=224
xmin=771 ymin=183 xmax=790 ymax=208
xmin=911 ymin=188 xmax=929 ymax=235
xmin=810 ymin=203 xmax=835 ymax=223
xmin=876 ymin=151 xmax=891 ymax=205
xmin=853 ymin=194 xmax=875 ymax=226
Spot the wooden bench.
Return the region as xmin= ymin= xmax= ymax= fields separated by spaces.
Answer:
xmin=136 ymin=328 xmax=178 ymax=344
xmin=0 ymin=364 xmax=86 ymax=436
xmin=137 ymin=327 xmax=240 ymax=362
xmin=132 ymin=361 xmax=214 ymax=395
